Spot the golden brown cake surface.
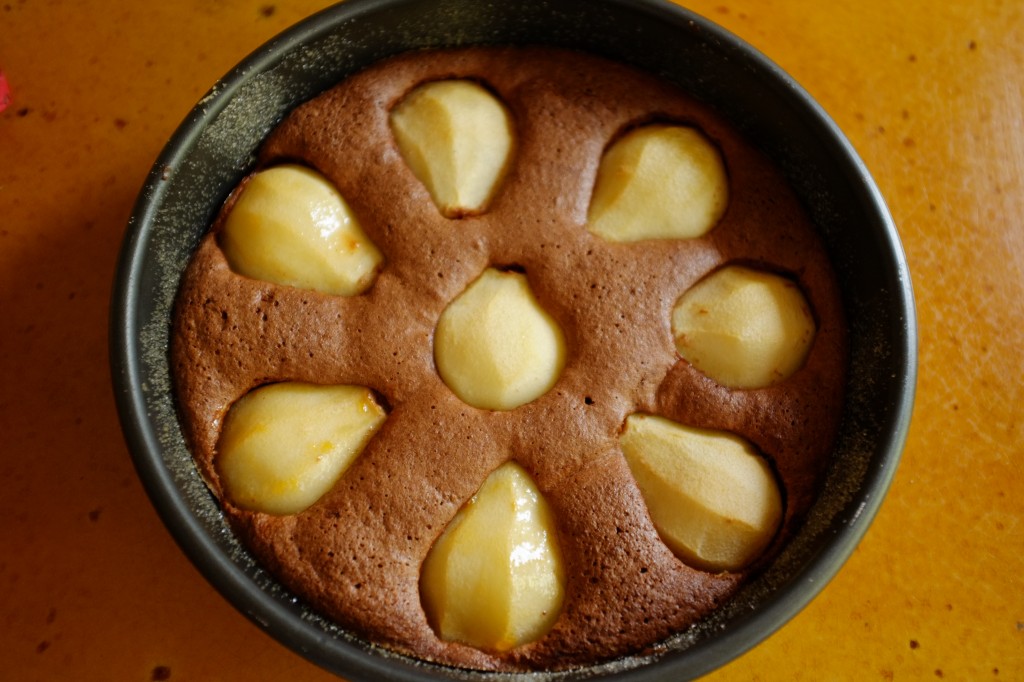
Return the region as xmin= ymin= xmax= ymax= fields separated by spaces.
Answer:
xmin=172 ymin=46 xmax=847 ymax=670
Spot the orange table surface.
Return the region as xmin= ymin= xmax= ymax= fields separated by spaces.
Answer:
xmin=2 ymin=1 xmax=1021 ymax=680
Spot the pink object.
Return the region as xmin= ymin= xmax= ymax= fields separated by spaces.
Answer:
xmin=0 ymin=70 xmax=11 ymax=113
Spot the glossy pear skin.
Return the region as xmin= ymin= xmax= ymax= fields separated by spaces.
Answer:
xmin=217 ymin=383 xmax=387 ymax=515
xmin=420 ymin=462 xmax=565 ymax=652
xmin=220 ymin=164 xmax=383 ymax=296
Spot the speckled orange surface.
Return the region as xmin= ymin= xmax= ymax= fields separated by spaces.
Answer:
xmin=1 ymin=1 xmax=1021 ymax=680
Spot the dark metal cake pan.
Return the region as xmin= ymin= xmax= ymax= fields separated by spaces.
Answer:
xmin=110 ymin=0 xmax=917 ymax=679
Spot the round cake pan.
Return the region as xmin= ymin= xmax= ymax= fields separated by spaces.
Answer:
xmin=110 ymin=0 xmax=917 ymax=679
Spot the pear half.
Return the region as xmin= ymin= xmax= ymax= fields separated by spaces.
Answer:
xmin=672 ymin=265 xmax=816 ymax=388
xmin=588 ymin=124 xmax=728 ymax=242
xmin=390 ymin=80 xmax=513 ymax=217
xmin=434 ymin=268 xmax=566 ymax=411
xmin=217 ymin=382 xmax=387 ymax=515
xmin=420 ymin=462 xmax=565 ymax=652
xmin=620 ymin=414 xmax=782 ymax=572
xmin=220 ymin=164 xmax=383 ymax=296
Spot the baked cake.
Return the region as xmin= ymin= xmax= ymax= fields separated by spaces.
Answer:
xmin=171 ymin=46 xmax=847 ymax=671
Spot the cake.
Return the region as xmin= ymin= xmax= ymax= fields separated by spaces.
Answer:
xmin=171 ymin=46 xmax=847 ymax=671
